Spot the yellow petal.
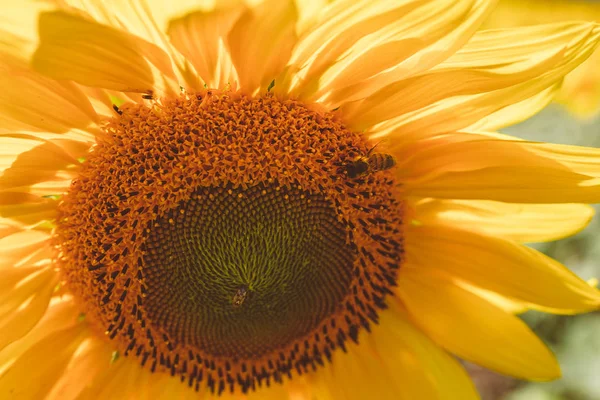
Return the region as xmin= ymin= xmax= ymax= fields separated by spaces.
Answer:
xmin=413 ymin=198 xmax=594 ymax=243
xmin=78 ymin=355 xmax=205 ymax=400
xmin=319 ymin=0 xmax=494 ymax=107
xmin=0 ymin=267 xmax=58 ymax=352
xmin=167 ymin=3 xmax=242 ymax=89
xmin=398 ymin=134 xmax=600 ymax=203
xmin=0 ymin=137 xmax=83 ymax=192
xmin=466 ymin=83 xmax=559 ymax=131
xmin=46 ymin=338 xmax=115 ymax=400
xmin=227 ymin=0 xmax=297 ymax=94
xmin=399 ymin=267 xmax=560 ymax=380
xmin=0 ymin=49 xmax=99 ymax=133
xmin=32 ymin=11 xmax=179 ymax=95
xmin=311 ymin=300 xmax=479 ymax=400
xmin=483 ymin=0 xmax=600 ymax=118
xmin=0 ymin=192 xmax=58 ymax=227
xmin=462 ymin=282 xmax=529 ymax=314
xmin=366 ymin=22 xmax=600 ymax=136
xmin=406 ymin=223 xmax=600 ymax=313
xmin=0 ymin=229 xmax=51 ymax=269
xmin=0 ymin=219 xmax=21 ymax=241
xmin=0 ymin=319 xmax=86 ymax=398
xmin=0 ymin=298 xmax=80 ymax=373
xmin=52 ymin=0 xmax=205 ymax=92
xmin=290 ymin=0 xmax=493 ymax=102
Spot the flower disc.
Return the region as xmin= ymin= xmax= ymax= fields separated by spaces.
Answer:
xmin=56 ymin=91 xmax=404 ymax=394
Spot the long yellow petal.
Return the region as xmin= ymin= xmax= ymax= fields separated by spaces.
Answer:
xmin=0 ymin=319 xmax=86 ymax=398
xmin=0 ymin=137 xmax=85 ymax=192
xmin=167 ymin=3 xmax=242 ymax=89
xmin=466 ymin=83 xmax=559 ymax=131
xmin=398 ymin=134 xmax=600 ymax=203
xmin=483 ymin=0 xmax=600 ymax=118
xmin=32 ymin=11 xmax=179 ymax=95
xmin=311 ymin=300 xmax=479 ymax=400
xmin=406 ymin=223 xmax=600 ymax=313
xmin=0 ymin=48 xmax=99 ymax=134
xmin=399 ymin=267 xmax=560 ymax=380
xmin=319 ymin=0 xmax=494 ymax=107
xmin=0 ymin=267 xmax=58 ymax=352
xmin=46 ymin=338 xmax=115 ymax=400
xmin=413 ymin=198 xmax=594 ymax=243
xmin=0 ymin=298 xmax=80 ymax=373
xmin=0 ymin=230 xmax=51 ymax=269
xmin=364 ymin=22 xmax=600 ymax=135
xmin=290 ymin=0 xmax=493 ymax=103
xmin=227 ymin=0 xmax=297 ymax=94
xmin=0 ymin=192 xmax=58 ymax=227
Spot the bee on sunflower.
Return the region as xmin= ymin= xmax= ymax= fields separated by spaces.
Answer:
xmin=1 ymin=1 xmax=600 ymax=399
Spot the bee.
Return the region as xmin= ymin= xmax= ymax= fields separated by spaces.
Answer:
xmin=345 ymin=144 xmax=396 ymax=178
xmin=232 ymin=285 xmax=249 ymax=308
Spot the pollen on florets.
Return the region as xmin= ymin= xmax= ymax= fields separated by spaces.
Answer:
xmin=56 ymin=90 xmax=404 ymax=394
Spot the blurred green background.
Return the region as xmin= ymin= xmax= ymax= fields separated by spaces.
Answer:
xmin=467 ymin=105 xmax=600 ymax=400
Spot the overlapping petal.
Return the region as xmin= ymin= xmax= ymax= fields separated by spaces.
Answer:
xmin=0 ymin=229 xmax=52 ymax=269
xmin=168 ymin=2 xmax=241 ymax=89
xmin=398 ymin=134 xmax=600 ymax=203
xmin=0 ymin=267 xmax=58 ymax=352
xmin=399 ymin=267 xmax=560 ymax=380
xmin=360 ymin=22 xmax=600 ymax=135
xmin=0 ymin=192 xmax=58 ymax=227
xmin=0 ymin=300 xmax=86 ymax=398
xmin=289 ymin=0 xmax=494 ymax=104
xmin=227 ymin=0 xmax=298 ymax=94
xmin=406 ymin=223 xmax=600 ymax=313
xmin=310 ymin=301 xmax=479 ymax=400
xmin=0 ymin=45 xmax=99 ymax=134
xmin=413 ymin=198 xmax=594 ymax=243
xmin=0 ymin=136 xmax=86 ymax=193
xmin=32 ymin=10 xmax=179 ymax=95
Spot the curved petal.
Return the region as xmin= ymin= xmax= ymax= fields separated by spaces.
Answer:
xmin=310 ymin=300 xmax=479 ymax=400
xmin=365 ymin=22 xmax=600 ymax=136
xmin=227 ymin=0 xmax=298 ymax=94
xmin=398 ymin=134 xmax=600 ymax=203
xmin=413 ymin=198 xmax=594 ymax=243
xmin=0 ymin=318 xmax=87 ymax=398
xmin=0 ymin=48 xmax=99 ymax=134
xmin=78 ymin=354 xmax=206 ymax=399
xmin=0 ymin=267 xmax=58 ymax=352
xmin=482 ymin=0 xmax=600 ymax=118
xmin=46 ymin=338 xmax=115 ymax=400
xmin=167 ymin=2 xmax=242 ymax=89
xmin=289 ymin=0 xmax=493 ymax=103
xmin=0 ymin=192 xmax=58 ymax=226
xmin=405 ymin=223 xmax=600 ymax=313
xmin=398 ymin=266 xmax=560 ymax=380
xmin=0 ymin=229 xmax=51 ymax=269
xmin=466 ymin=83 xmax=559 ymax=131
xmin=32 ymin=10 xmax=179 ymax=95
xmin=53 ymin=0 xmax=204 ymax=92
xmin=0 ymin=136 xmax=85 ymax=192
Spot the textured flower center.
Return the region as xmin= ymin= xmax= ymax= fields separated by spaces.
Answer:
xmin=57 ymin=90 xmax=404 ymax=394
xmin=143 ymin=184 xmax=354 ymax=359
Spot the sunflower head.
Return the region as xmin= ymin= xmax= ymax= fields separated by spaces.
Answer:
xmin=1 ymin=0 xmax=600 ymax=399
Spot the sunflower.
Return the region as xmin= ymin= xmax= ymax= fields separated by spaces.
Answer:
xmin=2 ymin=0 xmax=600 ymax=399
xmin=483 ymin=0 xmax=600 ymax=118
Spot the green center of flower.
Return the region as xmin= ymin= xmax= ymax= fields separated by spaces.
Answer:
xmin=143 ymin=183 xmax=354 ymax=359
